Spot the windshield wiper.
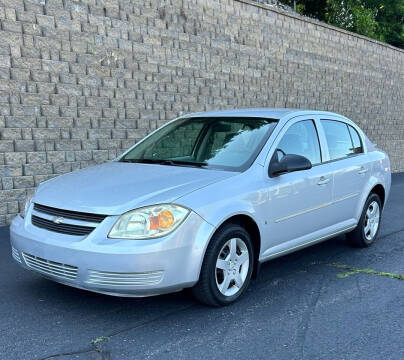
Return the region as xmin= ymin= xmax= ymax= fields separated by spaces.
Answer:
xmin=119 ymin=158 xmax=163 ymax=164
xmin=168 ymin=160 xmax=207 ymax=167
xmin=120 ymin=158 xmax=207 ymax=167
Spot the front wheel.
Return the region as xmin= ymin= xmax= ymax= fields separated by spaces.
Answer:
xmin=347 ymin=193 xmax=382 ymax=248
xmin=192 ymin=223 xmax=254 ymax=306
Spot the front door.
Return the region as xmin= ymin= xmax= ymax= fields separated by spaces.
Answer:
xmin=261 ymin=118 xmax=334 ymax=256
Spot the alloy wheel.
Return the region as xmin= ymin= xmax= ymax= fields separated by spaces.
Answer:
xmin=215 ymin=238 xmax=250 ymax=297
xmin=364 ymin=201 xmax=380 ymax=241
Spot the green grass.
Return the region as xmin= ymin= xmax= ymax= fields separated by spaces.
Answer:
xmin=324 ymin=263 xmax=404 ymax=280
xmin=91 ymin=336 xmax=108 ymax=345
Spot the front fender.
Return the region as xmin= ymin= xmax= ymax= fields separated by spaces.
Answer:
xmin=195 ymin=206 xmax=262 ymax=280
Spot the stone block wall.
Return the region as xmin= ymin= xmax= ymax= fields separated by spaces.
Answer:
xmin=0 ymin=0 xmax=403 ymax=225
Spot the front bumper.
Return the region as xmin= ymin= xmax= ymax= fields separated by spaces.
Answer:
xmin=10 ymin=211 xmax=215 ymax=297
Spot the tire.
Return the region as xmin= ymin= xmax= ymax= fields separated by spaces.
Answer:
xmin=192 ymin=223 xmax=254 ymax=306
xmin=347 ymin=193 xmax=382 ymax=248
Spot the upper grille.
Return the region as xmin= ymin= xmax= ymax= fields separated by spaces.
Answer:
xmin=33 ymin=203 xmax=107 ymax=223
xmin=22 ymin=252 xmax=78 ymax=280
xmin=32 ymin=215 xmax=95 ymax=236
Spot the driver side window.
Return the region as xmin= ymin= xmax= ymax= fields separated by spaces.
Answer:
xmin=277 ymin=120 xmax=321 ymax=165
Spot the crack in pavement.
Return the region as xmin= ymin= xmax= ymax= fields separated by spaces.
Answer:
xmin=99 ymin=303 xmax=195 ymax=340
xmin=379 ymin=226 xmax=404 ymax=240
xmin=296 ymin=275 xmax=325 ymax=360
xmin=38 ymin=304 xmax=196 ymax=360
xmin=40 ymin=348 xmax=95 ymax=360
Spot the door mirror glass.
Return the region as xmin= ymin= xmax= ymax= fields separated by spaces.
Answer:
xmin=269 ymin=153 xmax=312 ymax=177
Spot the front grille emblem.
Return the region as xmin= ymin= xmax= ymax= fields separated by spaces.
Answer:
xmin=52 ymin=216 xmax=64 ymax=224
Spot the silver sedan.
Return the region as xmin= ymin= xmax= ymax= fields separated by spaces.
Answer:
xmin=10 ymin=109 xmax=391 ymax=306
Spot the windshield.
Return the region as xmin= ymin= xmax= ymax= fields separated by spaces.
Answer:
xmin=120 ymin=117 xmax=278 ymax=172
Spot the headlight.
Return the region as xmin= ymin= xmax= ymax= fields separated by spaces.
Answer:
xmin=20 ymin=193 xmax=33 ymax=219
xmin=108 ymin=204 xmax=190 ymax=240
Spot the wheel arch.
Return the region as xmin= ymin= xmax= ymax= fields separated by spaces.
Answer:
xmin=199 ymin=213 xmax=262 ymax=280
xmin=355 ymin=175 xmax=387 ymax=221
xmin=370 ymin=184 xmax=385 ymax=208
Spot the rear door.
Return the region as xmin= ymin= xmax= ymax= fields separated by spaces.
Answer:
xmin=320 ymin=118 xmax=370 ymax=224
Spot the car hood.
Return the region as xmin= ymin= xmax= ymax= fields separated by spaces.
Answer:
xmin=34 ymin=162 xmax=236 ymax=215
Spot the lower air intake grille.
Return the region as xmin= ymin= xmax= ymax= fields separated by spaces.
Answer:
xmin=22 ymin=253 xmax=78 ymax=280
xmin=87 ymin=270 xmax=164 ymax=287
xmin=12 ymin=247 xmax=22 ymax=263
xmin=31 ymin=215 xmax=95 ymax=236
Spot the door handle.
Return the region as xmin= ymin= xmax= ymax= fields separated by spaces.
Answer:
xmin=317 ymin=176 xmax=330 ymax=186
xmin=358 ymin=166 xmax=369 ymax=175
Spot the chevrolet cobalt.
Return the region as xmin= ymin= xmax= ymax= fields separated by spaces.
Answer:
xmin=10 ymin=109 xmax=391 ymax=306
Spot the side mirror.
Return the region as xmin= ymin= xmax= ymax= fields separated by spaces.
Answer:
xmin=269 ymin=154 xmax=312 ymax=177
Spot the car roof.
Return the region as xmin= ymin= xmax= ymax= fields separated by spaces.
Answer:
xmin=184 ymin=108 xmax=345 ymax=120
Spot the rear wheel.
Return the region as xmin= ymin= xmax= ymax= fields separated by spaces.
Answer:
xmin=192 ymin=223 xmax=254 ymax=306
xmin=347 ymin=193 xmax=382 ymax=248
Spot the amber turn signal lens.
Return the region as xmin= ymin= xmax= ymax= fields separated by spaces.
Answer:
xmin=158 ymin=210 xmax=174 ymax=229
xmin=149 ymin=210 xmax=174 ymax=230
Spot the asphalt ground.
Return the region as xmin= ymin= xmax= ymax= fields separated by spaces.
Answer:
xmin=1 ymin=173 xmax=404 ymax=360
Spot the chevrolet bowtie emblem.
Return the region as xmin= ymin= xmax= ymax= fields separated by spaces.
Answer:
xmin=52 ymin=216 xmax=64 ymax=224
